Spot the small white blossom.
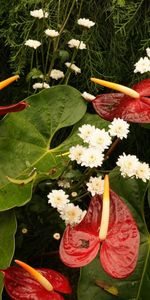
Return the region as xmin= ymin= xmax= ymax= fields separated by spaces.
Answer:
xmin=68 ymin=39 xmax=86 ymax=50
xmin=134 ymin=56 xmax=150 ymax=74
xmin=77 ymin=18 xmax=95 ymax=29
xmin=58 ymin=180 xmax=70 ymax=189
xmin=32 ymin=82 xmax=50 ymax=89
xmin=135 ymin=162 xmax=150 ymax=182
xmin=89 ymin=128 xmax=112 ymax=151
xmin=45 ymin=29 xmax=59 ymax=37
xmin=69 ymin=145 xmax=86 ymax=164
xmin=50 ymin=69 xmax=64 ymax=80
xmin=146 ymin=47 xmax=150 ymax=58
xmin=25 ymin=39 xmax=41 ymax=49
xmin=71 ymin=191 xmax=78 ymax=197
xmin=82 ymin=91 xmax=95 ymax=101
xmin=108 ymin=118 xmax=130 ymax=140
xmin=47 ymin=189 xmax=69 ymax=210
xmin=78 ymin=124 xmax=96 ymax=143
xmin=81 ymin=147 xmax=104 ymax=168
xmin=60 ymin=203 xmax=84 ymax=225
xmin=53 ymin=233 xmax=61 ymax=240
xmin=86 ymin=176 xmax=104 ymax=196
xmin=116 ymin=153 xmax=139 ymax=178
xmin=65 ymin=62 xmax=81 ymax=74
xmin=30 ymin=9 xmax=49 ymax=19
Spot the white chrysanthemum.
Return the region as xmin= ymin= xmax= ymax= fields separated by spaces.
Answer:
xmin=81 ymin=147 xmax=104 ymax=168
xmin=47 ymin=189 xmax=69 ymax=210
xmin=116 ymin=153 xmax=139 ymax=178
xmin=86 ymin=176 xmax=104 ymax=196
xmin=65 ymin=62 xmax=81 ymax=74
xmin=108 ymin=118 xmax=130 ymax=140
xmin=58 ymin=180 xmax=70 ymax=189
xmin=82 ymin=91 xmax=95 ymax=101
xmin=50 ymin=69 xmax=64 ymax=80
xmin=25 ymin=39 xmax=41 ymax=49
xmin=68 ymin=39 xmax=86 ymax=50
xmin=59 ymin=203 xmax=84 ymax=225
xmin=77 ymin=18 xmax=95 ymax=28
xmin=89 ymin=128 xmax=112 ymax=151
xmin=69 ymin=145 xmax=86 ymax=164
xmin=146 ymin=47 xmax=150 ymax=58
xmin=134 ymin=56 xmax=150 ymax=74
xmin=32 ymin=82 xmax=50 ymax=89
xmin=45 ymin=29 xmax=59 ymax=37
xmin=53 ymin=232 xmax=61 ymax=240
xmin=78 ymin=124 xmax=96 ymax=143
xmin=135 ymin=162 xmax=150 ymax=182
xmin=30 ymin=9 xmax=49 ymax=19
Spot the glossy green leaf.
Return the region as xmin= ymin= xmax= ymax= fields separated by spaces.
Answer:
xmin=78 ymin=169 xmax=149 ymax=300
xmin=0 ymin=85 xmax=87 ymax=211
xmin=0 ymin=210 xmax=17 ymax=298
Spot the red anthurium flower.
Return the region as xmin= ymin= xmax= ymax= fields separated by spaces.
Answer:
xmin=60 ymin=175 xmax=140 ymax=278
xmin=90 ymin=77 xmax=150 ymax=123
xmin=0 ymin=75 xmax=28 ymax=115
xmin=1 ymin=260 xmax=72 ymax=300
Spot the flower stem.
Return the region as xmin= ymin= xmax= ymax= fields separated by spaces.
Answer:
xmin=99 ymin=174 xmax=110 ymax=240
xmin=104 ymin=137 xmax=120 ymax=160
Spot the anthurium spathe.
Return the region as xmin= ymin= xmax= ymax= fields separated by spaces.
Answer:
xmin=1 ymin=260 xmax=72 ymax=300
xmin=91 ymin=78 xmax=150 ymax=123
xmin=60 ymin=176 xmax=140 ymax=279
xmin=0 ymin=75 xmax=28 ymax=115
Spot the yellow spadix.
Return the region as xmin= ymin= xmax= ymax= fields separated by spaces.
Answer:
xmin=99 ymin=174 xmax=110 ymax=240
xmin=0 ymin=75 xmax=20 ymax=90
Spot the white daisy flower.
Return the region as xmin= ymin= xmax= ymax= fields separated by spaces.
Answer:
xmin=86 ymin=176 xmax=104 ymax=196
xmin=82 ymin=91 xmax=95 ymax=101
xmin=25 ymin=39 xmax=41 ymax=49
xmin=53 ymin=232 xmax=61 ymax=240
xmin=58 ymin=180 xmax=70 ymax=189
xmin=77 ymin=18 xmax=95 ymax=28
xmin=68 ymin=39 xmax=86 ymax=50
xmin=59 ymin=203 xmax=84 ymax=225
xmin=89 ymin=128 xmax=112 ymax=151
xmin=65 ymin=62 xmax=81 ymax=74
xmin=108 ymin=118 xmax=130 ymax=140
xmin=78 ymin=124 xmax=96 ymax=143
xmin=116 ymin=153 xmax=139 ymax=178
xmin=32 ymin=82 xmax=50 ymax=89
xmin=50 ymin=69 xmax=64 ymax=80
xmin=146 ymin=47 xmax=150 ymax=58
xmin=45 ymin=29 xmax=59 ymax=37
xmin=81 ymin=147 xmax=104 ymax=168
xmin=135 ymin=162 xmax=150 ymax=182
xmin=69 ymin=145 xmax=86 ymax=164
xmin=30 ymin=9 xmax=49 ymax=19
xmin=134 ymin=56 xmax=150 ymax=74
xmin=47 ymin=189 xmax=69 ymax=210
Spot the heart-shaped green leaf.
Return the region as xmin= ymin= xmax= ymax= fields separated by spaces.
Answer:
xmin=0 ymin=85 xmax=87 ymax=211
xmin=78 ymin=168 xmax=149 ymax=300
xmin=0 ymin=210 xmax=17 ymax=298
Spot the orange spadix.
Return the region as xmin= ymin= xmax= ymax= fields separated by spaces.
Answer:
xmin=99 ymin=174 xmax=110 ymax=240
xmin=0 ymin=75 xmax=20 ymax=90
xmin=91 ymin=78 xmax=140 ymax=99
xmin=15 ymin=260 xmax=53 ymax=292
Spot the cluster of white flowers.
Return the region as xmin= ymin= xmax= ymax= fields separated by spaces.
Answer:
xmin=134 ymin=47 xmax=150 ymax=74
xmin=65 ymin=62 xmax=81 ymax=74
xmin=116 ymin=153 xmax=150 ymax=182
xmin=58 ymin=179 xmax=70 ymax=189
xmin=49 ymin=69 xmax=64 ymax=80
xmin=77 ymin=18 xmax=95 ymax=29
xmin=47 ymin=189 xmax=86 ymax=225
xmin=45 ymin=29 xmax=59 ymax=37
xmin=25 ymin=39 xmax=41 ymax=49
xmin=30 ymin=9 xmax=49 ymax=19
xmin=32 ymin=82 xmax=50 ymax=89
xmin=68 ymin=39 xmax=86 ymax=50
xmin=86 ymin=176 xmax=104 ymax=196
xmin=69 ymin=120 xmax=129 ymax=168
